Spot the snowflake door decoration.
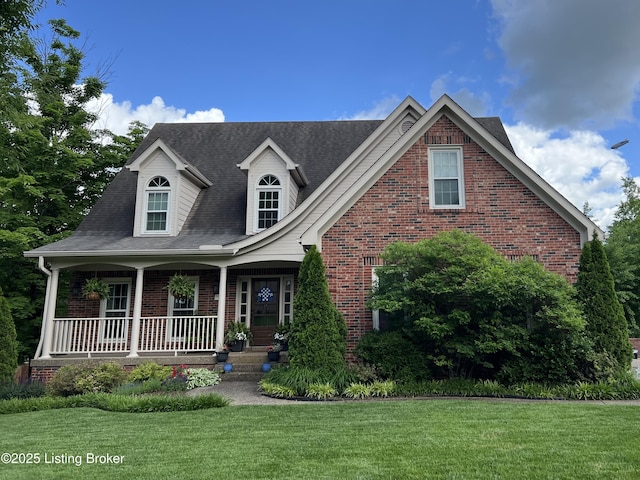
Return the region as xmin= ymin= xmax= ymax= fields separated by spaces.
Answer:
xmin=257 ymin=286 xmax=274 ymax=303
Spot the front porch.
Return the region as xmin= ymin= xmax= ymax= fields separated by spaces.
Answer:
xmin=47 ymin=315 xmax=218 ymax=356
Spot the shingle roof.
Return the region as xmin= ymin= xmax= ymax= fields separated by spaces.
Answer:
xmin=28 ymin=116 xmax=515 ymax=254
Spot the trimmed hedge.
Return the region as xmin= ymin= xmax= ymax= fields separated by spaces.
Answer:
xmin=0 ymin=392 xmax=229 ymax=414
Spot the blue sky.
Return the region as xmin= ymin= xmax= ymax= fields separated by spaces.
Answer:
xmin=38 ymin=0 xmax=640 ymax=228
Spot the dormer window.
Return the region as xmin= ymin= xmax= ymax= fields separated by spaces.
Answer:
xmin=145 ymin=176 xmax=171 ymax=233
xmin=256 ymin=175 xmax=281 ymax=230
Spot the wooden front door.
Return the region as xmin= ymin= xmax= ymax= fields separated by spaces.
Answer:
xmin=251 ymin=278 xmax=280 ymax=345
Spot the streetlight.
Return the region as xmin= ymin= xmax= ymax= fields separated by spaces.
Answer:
xmin=611 ymin=139 xmax=629 ymax=150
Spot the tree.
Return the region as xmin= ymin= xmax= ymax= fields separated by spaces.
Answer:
xmin=289 ymin=246 xmax=347 ymax=372
xmin=369 ymin=230 xmax=593 ymax=383
xmin=0 ymin=8 xmax=145 ymax=358
xmin=576 ymin=235 xmax=632 ymax=373
xmin=605 ymin=177 xmax=640 ymax=336
xmin=0 ymin=287 xmax=19 ymax=383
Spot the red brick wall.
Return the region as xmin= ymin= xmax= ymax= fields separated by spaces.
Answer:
xmin=322 ymin=116 xmax=583 ymax=350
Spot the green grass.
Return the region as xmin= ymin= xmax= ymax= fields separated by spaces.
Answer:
xmin=0 ymin=400 xmax=638 ymax=479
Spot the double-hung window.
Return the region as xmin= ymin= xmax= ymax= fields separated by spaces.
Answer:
xmin=100 ymin=281 xmax=131 ymax=344
xmin=256 ymin=175 xmax=281 ymax=230
xmin=429 ymin=148 xmax=465 ymax=208
xmin=167 ymin=277 xmax=198 ymax=341
xmin=145 ymin=176 xmax=170 ymax=233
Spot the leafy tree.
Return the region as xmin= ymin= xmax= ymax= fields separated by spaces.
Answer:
xmin=289 ymin=246 xmax=347 ymax=372
xmin=0 ymin=7 xmax=145 ymax=358
xmin=605 ymin=177 xmax=640 ymax=336
xmin=576 ymin=235 xmax=632 ymax=373
xmin=0 ymin=287 xmax=19 ymax=383
xmin=369 ymin=230 xmax=593 ymax=383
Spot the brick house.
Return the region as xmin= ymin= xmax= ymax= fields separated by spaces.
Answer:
xmin=25 ymin=95 xmax=601 ymax=381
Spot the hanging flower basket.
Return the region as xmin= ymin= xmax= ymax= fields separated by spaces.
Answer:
xmin=166 ymin=274 xmax=195 ymax=300
xmin=82 ymin=277 xmax=110 ymax=301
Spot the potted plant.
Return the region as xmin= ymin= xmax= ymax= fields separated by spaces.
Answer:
xmin=82 ymin=277 xmax=110 ymax=301
xmin=224 ymin=322 xmax=253 ymax=352
xmin=166 ymin=274 xmax=195 ymax=300
xmin=273 ymin=323 xmax=291 ymax=351
xmin=216 ymin=346 xmax=230 ymax=363
xmin=267 ymin=344 xmax=281 ymax=362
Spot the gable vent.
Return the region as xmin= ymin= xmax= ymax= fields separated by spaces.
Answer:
xmin=400 ymin=120 xmax=415 ymax=134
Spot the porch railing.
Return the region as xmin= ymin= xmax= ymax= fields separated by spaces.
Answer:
xmin=49 ymin=316 xmax=217 ymax=355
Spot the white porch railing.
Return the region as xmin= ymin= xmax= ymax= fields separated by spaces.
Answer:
xmin=49 ymin=316 xmax=217 ymax=355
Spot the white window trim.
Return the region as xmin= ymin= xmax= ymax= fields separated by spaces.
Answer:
xmin=99 ymin=278 xmax=132 ymax=344
xmin=428 ymin=146 xmax=465 ymax=209
xmin=166 ymin=276 xmax=199 ymax=341
xmin=143 ymin=177 xmax=172 ymax=234
xmin=371 ymin=268 xmax=381 ymax=330
xmin=254 ymin=175 xmax=282 ymax=232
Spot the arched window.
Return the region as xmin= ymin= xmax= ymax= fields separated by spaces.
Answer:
xmin=145 ymin=176 xmax=171 ymax=232
xmin=256 ymin=175 xmax=281 ymax=230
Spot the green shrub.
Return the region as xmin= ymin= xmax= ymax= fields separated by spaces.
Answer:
xmin=344 ymin=383 xmax=371 ymax=399
xmin=370 ymin=380 xmax=396 ymax=397
xmin=75 ymin=362 xmax=127 ymax=394
xmin=305 ymin=383 xmax=337 ymax=400
xmin=259 ymin=381 xmax=296 ymax=398
xmin=113 ymin=379 xmax=163 ymax=396
xmin=0 ymin=288 xmax=18 ymax=384
xmin=0 ymin=392 xmax=228 ymax=414
xmin=46 ymin=362 xmax=127 ymax=397
xmin=0 ymin=381 xmax=45 ymax=400
xmin=289 ymin=246 xmax=346 ymax=372
xmin=185 ymin=368 xmax=220 ymax=390
xmin=355 ymin=330 xmax=431 ymax=382
xmin=127 ymin=361 xmax=173 ymax=383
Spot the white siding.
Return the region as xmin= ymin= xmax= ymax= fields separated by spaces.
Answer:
xmin=133 ymin=151 xmax=204 ymax=236
xmin=244 ymin=149 xmax=294 ymax=235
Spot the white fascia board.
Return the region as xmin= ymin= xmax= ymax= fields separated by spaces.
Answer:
xmin=236 ymin=137 xmax=309 ymax=187
xmin=126 ymin=139 xmax=211 ymax=187
xmin=226 ymin=96 xmax=428 ymax=255
xmin=24 ymin=247 xmax=237 ymax=258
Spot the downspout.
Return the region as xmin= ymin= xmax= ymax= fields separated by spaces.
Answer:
xmin=34 ymin=256 xmax=52 ymax=359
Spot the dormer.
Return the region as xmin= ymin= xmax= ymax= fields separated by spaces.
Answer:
xmin=237 ymin=138 xmax=308 ymax=235
xmin=126 ymin=139 xmax=212 ymax=237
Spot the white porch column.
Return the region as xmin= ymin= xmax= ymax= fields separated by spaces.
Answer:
xmin=127 ymin=268 xmax=144 ymax=358
xmin=40 ymin=267 xmax=60 ymax=359
xmin=215 ymin=266 xmax=227 ymax=350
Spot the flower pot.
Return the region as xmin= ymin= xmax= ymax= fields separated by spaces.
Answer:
xmin=86 ymin=291 xmax=101 ymax=301
xmin=280 ymin=342 xmax=289 ymax=351
xmin=230 ymin=341 xmax=245 ymax=352
xmin=223 ymin=363 xmax=233 ymax=373
xmin=267 ymin=351 xmax=280 ymax=362
xmin=216 ymin=351 xmax=229 ymax=363
xmin=262 ymin=363 xmax=272 ymax=373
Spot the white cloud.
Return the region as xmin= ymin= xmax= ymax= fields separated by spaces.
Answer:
xmin=491 ymin=0 xmax=640 ymax=129
xmin=342 ymin=96 xmax=401 ymax=120
xmin=86 ymin=93 xmax=224 ymax=135
xmin=430 ymin=74 xmax=490 ymax=117
xmin=505 ymin=123 xmax=630 ymax=228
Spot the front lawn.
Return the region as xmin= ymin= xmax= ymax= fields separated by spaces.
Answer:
xmin=0 ymin=400 xmax=637 ymax=479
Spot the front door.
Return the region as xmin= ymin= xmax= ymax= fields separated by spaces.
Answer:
xmin=251 ymin=278 xmax=280 ymax=345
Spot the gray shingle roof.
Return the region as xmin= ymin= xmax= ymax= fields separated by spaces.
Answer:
xmin=28 ymin=117 xmax=515 ymax=255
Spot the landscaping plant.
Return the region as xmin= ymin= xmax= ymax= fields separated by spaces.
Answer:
xmin=289 ymin=245 xmax=346 ymax=372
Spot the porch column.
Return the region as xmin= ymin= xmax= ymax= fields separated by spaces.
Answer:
xmin=127 ymin=267 xmax=144 ymax=358
xmin=216 ymin=266 xmax=227 ymax=350
xmin=40 ymin=267 xmax=60 ymax=359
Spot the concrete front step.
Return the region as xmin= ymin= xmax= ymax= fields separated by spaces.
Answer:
xmin=214 ymin=350 xmax=288 ymax=365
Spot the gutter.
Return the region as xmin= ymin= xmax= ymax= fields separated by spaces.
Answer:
xmin=33 ymin=256 xmax=51 ymax=359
